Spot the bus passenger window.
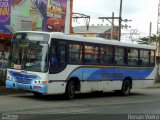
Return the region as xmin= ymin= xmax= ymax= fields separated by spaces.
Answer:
xmin=69 ymin=43 xmax=82 ymax=64
xmin=139 ymin=50 xmax=149 ymax=66
xmin=127 ymin=49 xmax=138 ymax=66
xmin=115 ymin=47 xmax=125 ymax=65
xmin=84 ymin=45 xmax=99 ymax=64
xmin=100 ymin=46 xmax=113 ymax=65
xmin=150 ymin=51 xmax=155 ymax=66
xmin=137 ymin=59 xmax=143 ymax=65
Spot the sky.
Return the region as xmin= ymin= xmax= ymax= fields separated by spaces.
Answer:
xmin=73 ymin=0 xmax=159 ymax=36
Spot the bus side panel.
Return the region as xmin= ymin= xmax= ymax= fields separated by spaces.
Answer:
xmin=47 ymin=65 xmax=81 ymax=94
xmin=47 ymin=82 xmax=67 ymax=94
xmin=142 ymin=67 xmax=156 ymax=88
xmin=47 ymin=65 xmax=155 ymax=94
xmin=80 ymin=81 xmax=94 ymax=93
xmin=97 ymin=81 xmax=122 ymax=92
xmin=68 ymin=66 xmax=154 ymax=92
xmin=142 ymin=80 xmax=155 ymax=88
xmin=132 ymin=80 xmax=143 ymax=89
xmin=79 ymin=81 xmax=122 ymax=93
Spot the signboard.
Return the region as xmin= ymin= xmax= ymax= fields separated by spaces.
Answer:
xmin=0 ymin=0 xmax=72 ymax=35
xmin=46 ymin=0 xmax=67 ymax=32
xmin=0 ymin=0 xmax=12 ymax=33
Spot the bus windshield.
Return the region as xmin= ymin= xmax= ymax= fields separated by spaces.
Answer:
xmin=9 ymin=33 xmax=49 ymax=72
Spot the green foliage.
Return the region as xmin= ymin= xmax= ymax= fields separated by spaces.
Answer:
xmin=137 ymin=34 xmax=160 ymax=45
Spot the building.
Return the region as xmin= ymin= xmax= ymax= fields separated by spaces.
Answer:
xmin=0 ymin=0 xmax=71 ymax=36
xmin=72 ymin=25 xmax=118 ymax=40
xmin=11 ymin=0 xmax=43 ymax=32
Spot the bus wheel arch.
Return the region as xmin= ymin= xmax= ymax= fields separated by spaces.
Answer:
xmin=65 ymin=77 xmax=80 ymax=99
xmin=121 ymin=77 xmax=132 ymax=96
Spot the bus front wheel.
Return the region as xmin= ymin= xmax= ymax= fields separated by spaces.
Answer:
xmin=121 ymin=79 xmax=131 ymax=96
xmin=65 ymin=81 xmax=75 ymax=100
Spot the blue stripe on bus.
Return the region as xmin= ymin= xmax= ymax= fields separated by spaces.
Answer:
xmin=68 ymin=67 xmax=153 ymax=81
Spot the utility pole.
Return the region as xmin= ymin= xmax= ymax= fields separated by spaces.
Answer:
xmin=156 ymin=0 xmax=160 ymax=82
xmin=99 ymin=15 xmax=119 ymax=40
xmin=72 ymin=12 xmax=90 ymax=31
xmin=99 ymin=0 xmax=129 ymax=41
xmin=111 ymin=12 xmax=114 ymax=40
xmin=118 ymin=0 xmax=123 ymax=41
xmin=98 ymin=15 xmax=131 ymax=40
xmin=149 ymin=22 xmax=152 ymax=45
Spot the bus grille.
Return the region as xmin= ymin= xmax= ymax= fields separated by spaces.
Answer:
xmin=9 ymin=71 xmax=39 ymax=84
xmin=16 ymin=78 xmax=32 ymax=84
xmin=13 ymin=74 xmax=36 ymax=84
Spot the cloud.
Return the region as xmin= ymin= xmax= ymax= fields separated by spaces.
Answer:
xmin=73 ymin=0 xmax=159 ymax=34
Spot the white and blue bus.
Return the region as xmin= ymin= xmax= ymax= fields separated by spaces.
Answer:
xmin=6 ymin=31 xmax=156 ymax=99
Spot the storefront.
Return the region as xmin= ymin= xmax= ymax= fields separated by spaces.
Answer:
xmin=0 ymin=33 xmax=12 ymax=86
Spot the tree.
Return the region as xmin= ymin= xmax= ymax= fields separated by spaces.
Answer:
xmin=137 ymin=34 xmax=160 ymax=45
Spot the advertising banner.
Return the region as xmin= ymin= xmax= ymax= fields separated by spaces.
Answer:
xmin=0 ymin=0 xmax=71 ymax=35
xmin=46 ymin=0 xmax=67 ymax=32
xmin=0 ymin=0 xmax=12 ymax=33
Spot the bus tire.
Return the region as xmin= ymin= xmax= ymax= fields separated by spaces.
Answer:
xmin=65 ymin=81 xmax=75 ymax=100
xmin=121 ymin=79 xmax=131 ymax=96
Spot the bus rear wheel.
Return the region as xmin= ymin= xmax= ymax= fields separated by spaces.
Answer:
xmin=121 ymin=79 xmax=131 ymax=96
xmin=65 ymin=81 xmax=75 ymax=100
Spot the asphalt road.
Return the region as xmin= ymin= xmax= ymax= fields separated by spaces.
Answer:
xmin=0 ymin=88 xmax=160 ymax=120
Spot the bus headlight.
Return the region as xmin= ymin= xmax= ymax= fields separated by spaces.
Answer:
xmin=33 ymin=80 xmax=47 ymax=84
xmin=7 ymin=76 xmax=13 ymax=81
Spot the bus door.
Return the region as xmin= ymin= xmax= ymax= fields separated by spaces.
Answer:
xmin=49 ymin=39 xmax=67 ymax=74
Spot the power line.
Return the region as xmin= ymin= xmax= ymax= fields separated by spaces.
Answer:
xmin=72 ymin=12 xmax=90 ymax=30
xmin=98 ymin=0 xmax=131 ymax=41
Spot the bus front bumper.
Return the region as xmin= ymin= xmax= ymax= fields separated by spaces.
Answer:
xmin=6 ymin=80 xmax=47 ymax=94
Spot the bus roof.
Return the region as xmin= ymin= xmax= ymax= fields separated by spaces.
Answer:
xmin=50 ymin=32 xmax=156 ymax=50
xmin=14 ymin=31 xmax=156 ymax=50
